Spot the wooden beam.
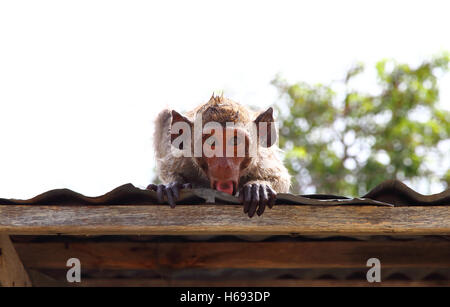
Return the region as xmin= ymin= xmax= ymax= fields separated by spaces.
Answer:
xmin=75 ymin=278 xmax=450 ymax=287
xmin=27 ymin=269 xmax=64 ymax=287
xmin=14 ymin=241 xmax=450 ymax=270
xmin=1 ymin=205 xmax=450 ymax=235
xmin=0 ymin=234 xmax=32 ymax=287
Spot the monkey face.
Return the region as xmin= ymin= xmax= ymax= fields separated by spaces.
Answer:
xmin=201 ymin=127 xmax=249 ymax=195
xmin=170 ymin=105 xmax=277 ymax=196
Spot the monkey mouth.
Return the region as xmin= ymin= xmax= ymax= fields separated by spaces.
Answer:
xmin=213 ymin=180 xmax=237 ymax=195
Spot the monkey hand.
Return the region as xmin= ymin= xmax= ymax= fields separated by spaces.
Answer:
xmin=239 ymin=182 xmax=276 ymax=218
xmin=146 ymin=182 xmax=192 ymax=208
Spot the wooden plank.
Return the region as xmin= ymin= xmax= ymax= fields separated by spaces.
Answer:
xmin=15 ymin=241 xmax=450 ymax=270
xmin=75 ymin=278 xmax=450 ymax=287
xmin=22 ymin=274 xmax=450 ymax=287
xmin=0 ymin=205 xmax=450 ymax=235
xmin=27 ymin=269 xmax=64 ymax=287
xmin=0 ymin=234 xmax=32 ymax=287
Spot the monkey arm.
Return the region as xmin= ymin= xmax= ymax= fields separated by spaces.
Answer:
xmin=240 ymin=163 xmax=291 ymax=193
xmin=244 ymin=149 xmax=292 ymax=194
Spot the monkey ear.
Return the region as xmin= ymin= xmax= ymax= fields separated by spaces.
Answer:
xmin=171 ymin=110 xmax=191 ymax=125
xmin=254 ymin=107 xmax=277 ymax=147
xmin=170 ymin=110 xmax=192 ymax=147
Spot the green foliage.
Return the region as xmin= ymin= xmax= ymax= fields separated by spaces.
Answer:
xmin=273 ymin=53 xmax=450 ymax=196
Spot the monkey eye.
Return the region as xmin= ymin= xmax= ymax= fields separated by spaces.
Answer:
xmin=229 ymin=136 xmax=242 ymax=146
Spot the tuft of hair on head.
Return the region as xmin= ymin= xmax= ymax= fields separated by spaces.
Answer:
xmin=209 ymin=91 xmax=225 ymax=104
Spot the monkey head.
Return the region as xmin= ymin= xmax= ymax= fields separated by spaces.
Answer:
xmin=170 ymin=98 xmax=277 ymax=195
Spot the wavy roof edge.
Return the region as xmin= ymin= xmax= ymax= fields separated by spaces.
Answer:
xmin=0 ymin=179 xmax=449 ymax=207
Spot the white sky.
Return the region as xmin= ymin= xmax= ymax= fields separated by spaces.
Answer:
xmin=0 ymin=0 xmax=449 ymax=198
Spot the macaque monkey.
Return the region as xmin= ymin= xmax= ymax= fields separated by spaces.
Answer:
xmin=147 ymin=94 xmax=290 ymax=217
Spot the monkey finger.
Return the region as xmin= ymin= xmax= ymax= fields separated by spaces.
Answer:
xmin=165 ymin=187 xmax=176 ymax=208
xmin=170 ymin=183 xmax=180 ymax=200
xmin=248 ymin=184 xmax=259 ymax=218
xmin=257 ymin=185 xmax=269 ymax=216
xmin=243 ymin=185 xmax=252 ymax=213
xmin=267 ymin=186 xmax=277 ymax=209
xmin=156 ymin=185 xmax=166 ymax=204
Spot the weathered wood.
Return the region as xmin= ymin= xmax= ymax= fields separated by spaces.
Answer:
xmin=14 ymin=241 xmax=450 ymax=270
xmin=1 ymin=205 xmax=450 ymax=235
xmin=76 ymin=278 xmax=450 ymax=287
xmin=0 ymin=234 xmax=32 ymax=287
xmin=21 ymin=274 xmax=450 ymax=287
xmin=27 ymin=269 xmax=64 ymax=287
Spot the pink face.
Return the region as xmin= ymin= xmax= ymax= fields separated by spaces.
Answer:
xmin=202 ymin=127 xmax=248 ymax=195
xmin=170 ymin=107 xmax=276 ymax=196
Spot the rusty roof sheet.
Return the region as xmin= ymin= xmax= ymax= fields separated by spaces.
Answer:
xmin=0 ymin=180 xmax=449 ymax=207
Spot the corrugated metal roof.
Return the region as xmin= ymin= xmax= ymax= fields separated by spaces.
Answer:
xmin=0 ymin=179 xmax=449 ymax=206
